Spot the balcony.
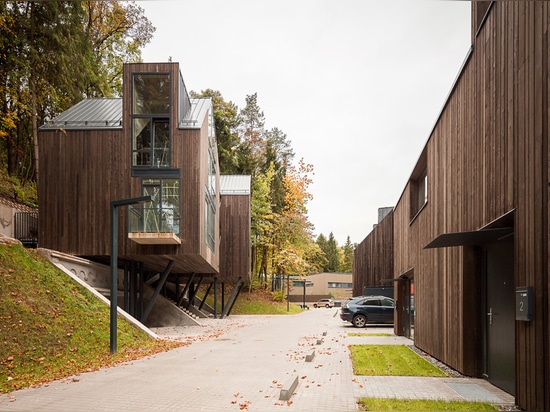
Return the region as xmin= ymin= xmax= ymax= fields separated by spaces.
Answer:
xmin=128 ymin=204 xmax=181 ymax=245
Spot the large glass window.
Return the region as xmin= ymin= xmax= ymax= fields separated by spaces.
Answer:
xmin=204 ymin=143 xmax=217 ymax=251
xmin=132 ymin=73 xmax=171 ymax=168
xmin=141 ymin=178 xmax=180 ymax=235
xmin=133 ymin=74 xmax=170 ymax=114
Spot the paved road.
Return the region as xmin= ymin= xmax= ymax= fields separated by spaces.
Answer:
xmin=0 ymin=309 xmax=515 ymax=411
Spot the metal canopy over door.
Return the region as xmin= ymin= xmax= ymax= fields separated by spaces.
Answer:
xmin=483 ymin=235 xmax=515 ymax=395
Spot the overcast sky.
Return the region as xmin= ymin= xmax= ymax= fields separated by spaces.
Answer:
xmin=140 ymin=0 xmax=472 ymax=246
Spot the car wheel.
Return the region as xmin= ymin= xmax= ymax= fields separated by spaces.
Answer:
xmin=325 ymin=304 xmax=330 ymax=308
xmin=352 ymin=314 xmax=367 ymax=328
xmin=313 ymin=304 xmax=318 ymax=308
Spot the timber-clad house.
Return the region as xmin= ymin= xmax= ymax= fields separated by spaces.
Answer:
xmin=353 ymin=2 xmax=549 ymax=411
xmin=38 ymin=62 xmax=251 ymax=321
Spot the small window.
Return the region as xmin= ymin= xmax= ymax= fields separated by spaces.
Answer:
xmin=417 ymin=169 xmax=428 ymax=211
xmin=363 ymin=299 xmax=380 ymax=306
xmin=410 ymin=149 xmax=428 ymax=221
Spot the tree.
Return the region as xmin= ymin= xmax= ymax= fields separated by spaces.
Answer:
xmin=326 ymin=232 xmax=340 ymax=272
xmin=0 ymin=1 xmax=154 ymax=185
xmin=236 ymin=93 xmax=265 ymax=176
xmin=271 ymin=159 xmax=316 ymax=278
xmin=340 ymin=236 xmax=355 ymax=272
xmin=83 ymin=1 xmax=155 ymax=97
xmin=191 ymin=89 xmax=240 ymax=174
xmin=264 ymin=127 xmax=294 ymax=213
xmin=250 ymin=163 xmax=275 ymax=286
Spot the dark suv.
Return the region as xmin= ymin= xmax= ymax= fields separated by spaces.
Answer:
xmin=340 ymin=295 xmax=395 ymax=327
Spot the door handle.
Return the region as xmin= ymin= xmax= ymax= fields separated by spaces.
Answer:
xmin=487 ymin=308 xmax=493 ymax=325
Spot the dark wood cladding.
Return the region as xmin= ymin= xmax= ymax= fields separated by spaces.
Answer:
xmin=38 ymin=63 xmax=220 ymax=276
xmin=392 ymin=3 xmax=548 ymax=410
xmin=353 ymin=210 xmax=393 ymax=297
xmin=219 ymin=194 xmax=251 ymax=284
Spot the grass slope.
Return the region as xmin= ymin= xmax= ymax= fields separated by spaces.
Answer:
xmin=0 ymin=244 xmax=182 ymax=393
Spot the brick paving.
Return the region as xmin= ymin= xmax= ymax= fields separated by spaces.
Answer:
xmin=0 ymin=309 xmax=515 ymax=411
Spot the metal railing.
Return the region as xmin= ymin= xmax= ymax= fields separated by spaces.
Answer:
xmin=14 ymin=212 xmax=38 ymax=248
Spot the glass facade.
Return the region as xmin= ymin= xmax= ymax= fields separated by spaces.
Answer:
xmin=136 ymin=178 xmax=180 ymax=235
xmin=132 ymin=73 xmax=171 ymax=168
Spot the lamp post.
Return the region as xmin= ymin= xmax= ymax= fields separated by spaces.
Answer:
xmin=110 ymin=196 xmax=151 ymax=354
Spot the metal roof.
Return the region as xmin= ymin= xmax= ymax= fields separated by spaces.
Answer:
xmin=220 ymin=175 xmax=251 ymax=195
xmin=179 ymin=98 xmax=211 ymax=129
xmin=40 ymin=98 xmax=122 ymax=130
xmin=40 ymin=97 xmax=212 ymax=131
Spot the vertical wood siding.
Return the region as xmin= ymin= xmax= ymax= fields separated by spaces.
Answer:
xmin=392 ymin=3 xmax=548 ymax=410
xmin=219 ymin=194 xmax=251 ymax=284
xmin=353 ymin=211 xmax=394 ymax=297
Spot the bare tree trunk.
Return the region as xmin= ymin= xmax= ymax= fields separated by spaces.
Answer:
xmin=31 ymin=68 xmax=38 ymax=182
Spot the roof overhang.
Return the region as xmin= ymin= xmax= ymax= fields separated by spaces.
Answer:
xmin=424 ymin=227 xmax=513 ymax=249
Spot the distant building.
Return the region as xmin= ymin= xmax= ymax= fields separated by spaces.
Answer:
xmin=288 ymin=272 xmax=353 ymax=303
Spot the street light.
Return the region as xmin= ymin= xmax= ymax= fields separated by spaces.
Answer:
xmin=110 ymin=196 xmax=151 ymax=354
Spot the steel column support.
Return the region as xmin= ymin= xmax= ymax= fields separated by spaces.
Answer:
xmin=213 ymin=278 xmax=218 ymax=319
xmin=176 ymin=273 xmax=196 ymax=307
xmin=123 ymin=262 xmax=129 ymax=312
xmin=141 ymin=260 xmax=174 ymax=323
xmin=199 ymin=281 xmax=213 ymax=311
xmin=187 ymin=276 xmax=204 ymax=309
xmin=220 ymin=277 xmax=244 ymax=318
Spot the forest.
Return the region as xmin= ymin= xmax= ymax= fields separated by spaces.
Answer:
xmin=0 ymin=1 xmax=354 ymax=283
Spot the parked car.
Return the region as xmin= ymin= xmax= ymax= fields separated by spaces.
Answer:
xmin=340 ymin=296 xmax=395 ymax=327
xmin=313 ymin=298 xmax=334 ymax=308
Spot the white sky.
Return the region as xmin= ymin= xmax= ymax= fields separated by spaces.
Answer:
xmin=139 ymin=0 xmax=472 ymax=246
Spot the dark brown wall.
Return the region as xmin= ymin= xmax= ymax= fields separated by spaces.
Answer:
xmin=219 ymin=194 xmax=251 ymax=284
xmin=353 ymin=210 xmax=394 ymax=297
xmin=39 ymin=62 xmax=220 ymax=275
xmin=393 ymin=2 xmax=548 ymax=410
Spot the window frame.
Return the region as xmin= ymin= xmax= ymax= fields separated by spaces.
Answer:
xmin=131 ymin=72 xmax=172 ymax=169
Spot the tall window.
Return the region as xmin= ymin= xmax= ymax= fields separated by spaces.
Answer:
xmin=410 ymin=149 xmax=428 ymax=221
xmin=204 ymin=144 xmax=217 ymax=251
xmin=142 ymin=178 xmax=180 ymax=235
xmin=132 ymin=73 xmax=171 ymax=168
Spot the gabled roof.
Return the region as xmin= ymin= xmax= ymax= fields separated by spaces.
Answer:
xmin=220 ymin=175 xmax=251 ymax=195
xmin=40 ymin=98 xmax=122 ymax=130
xmin=39 ymin=97 xmax=212 ymax=131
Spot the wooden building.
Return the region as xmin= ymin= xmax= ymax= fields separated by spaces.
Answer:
xmin=38 ymin=62 xmax=251 ymax=319
xmin=354 ymin=2 xmax=549 ymax=410
xmin=219 ymin=175 xmax=251 ymax=284
xmin=352 ymin=208 xmax=394 ymax=298
xmin=387 ymin=2 xmax=549 ymax=410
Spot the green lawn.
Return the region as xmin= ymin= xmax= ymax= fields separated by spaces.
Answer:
xmin=359 ymin=398 xmax=498 ymax=411
xmin=352 ymin=344 xmax=499 ymax=411
xmin=349 ymin=344 xmax=447 ymax=377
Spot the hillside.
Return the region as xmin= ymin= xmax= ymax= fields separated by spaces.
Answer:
xmin=0 ymin=242 xmax=181 ymax=394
